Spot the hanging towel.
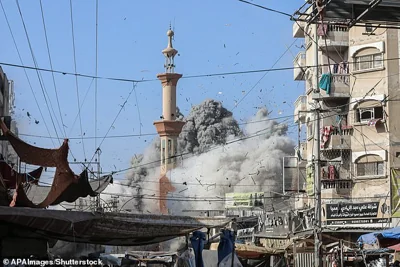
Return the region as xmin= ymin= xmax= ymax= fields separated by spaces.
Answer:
xmin=317 ymin=24 xmax=328 ymax=36
xmin=190 ymin=231 xmax=206 ymax=267
xmin=319 ymin=73 xmax=332 ymax=94
xmin=320 ymin=126 xmax=333 ymax=149
xmin=328 ymin=165 xmax=337 ymax=180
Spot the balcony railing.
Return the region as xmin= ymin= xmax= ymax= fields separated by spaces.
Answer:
xmin=318 ymin=24 xmax=349 ymax=49
xmin=294 ymin=95 xmax=307 ymax=123
xmin=322 ymin=179 xmax=352 ymax=190
xmin=322 ymin=179 xmax=353 ymax=196
xmin=321 ymin=126 xmax=352 ymax=150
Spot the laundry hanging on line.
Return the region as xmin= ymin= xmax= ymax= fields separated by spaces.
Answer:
xmin=319 ymin=73 xmax=332 ymax=94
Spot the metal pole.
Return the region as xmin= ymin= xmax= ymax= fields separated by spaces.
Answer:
xmin=313 ymin=15 xmax=322 ymax=267
xmin=97 ymin=148 xmax=101 ymax=210
xmin=282 ymin=157 xmax=286 ymax=195
xmin=340 ymin=239 xmax=344 ymax=267
xmin=298 ymin=119 xmax=301 ymax=194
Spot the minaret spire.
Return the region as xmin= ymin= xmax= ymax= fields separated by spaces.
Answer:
xmin=162 ymin=27 xmax=178 ymax=73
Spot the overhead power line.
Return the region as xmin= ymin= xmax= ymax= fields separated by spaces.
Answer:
xmin=0 ymin=57 xmax=398 ymax=85
xmin=0 ymin=0 xmax=55 ymax=147
xmin=237 ymin=0 xmax=293 ymax=18
xmin=69 ymin=0 xmax=86 ymax=160
xmin=39 ymin=0 xmax=67 ymax=139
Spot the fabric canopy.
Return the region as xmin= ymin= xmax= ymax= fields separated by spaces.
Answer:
xmin=0 ymin=119 xmax=104 ymax=208
xmin=0 ymin=206 xmax=230 ymax=246
xmin=0 ymin=161 xmax=43 ymax=189
xmin=24 ymin=174 xmax=113 ymax=204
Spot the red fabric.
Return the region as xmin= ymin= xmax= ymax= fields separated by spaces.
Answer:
xmin=328 ymin=165 xmax=336 ymax=180
xmin=321 ymin=126 xmax=333 ymax=149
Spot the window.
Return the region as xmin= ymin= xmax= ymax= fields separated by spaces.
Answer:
xmin=307 ymin=118 xmax=313 ymax=138
xmin=356 ymin=154 xmax=385 ymax=177
xmin=355 ymin=105 xmax=383 ymax=123
xmin=161 ymin=139 xmax=166 ymax=164
xmin=357 ymin=162 xmax=384 ymax=176
xmin=354 ymin=53 xmax=383 ymax=71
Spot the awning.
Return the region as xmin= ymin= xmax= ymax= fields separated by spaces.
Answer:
xmin=357 ymin=100 xmax=382 ymax=108
xmin=0 ymin=206 xmax=230 ymax=246
xmin=235 ymin=244 xmax=284 ymax=259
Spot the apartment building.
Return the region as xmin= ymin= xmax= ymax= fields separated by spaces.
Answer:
xmin=0 ymin=66 xmax=18 ymax=166
xmin=291 ymin=20 xmax=400 ymax=231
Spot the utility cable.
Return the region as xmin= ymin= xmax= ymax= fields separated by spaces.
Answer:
xmin=1 ymin=0 xmax=55 ymax=146
xmin=0 ymin=57 xmax=399 ymax=84
xmin=87 ymin=82 xmax=139 ymax=168
xmin=237 ymin=0 xmax=293 ymax=18
xmin=39 ymin=0 xmax=67 ymax=138
xmin=232 ymin=39 xmax=298 ymax=111
xmin=16 ymin=0 xmax=63 ymax=145
xmin=95 ymin=0 xmax=99 ymax=154
xmin=69 ymin=0 xmax=86 ymax=160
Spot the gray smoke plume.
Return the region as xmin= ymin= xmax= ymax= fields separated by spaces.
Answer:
xmin=106 ymin=99 xmax=294 ymax=214
xmin=178 ymin=99 xmax=243 ymax=154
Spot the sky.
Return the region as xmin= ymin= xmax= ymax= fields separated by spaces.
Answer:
xmin=0 ymin=0 xmax=305 ymax=182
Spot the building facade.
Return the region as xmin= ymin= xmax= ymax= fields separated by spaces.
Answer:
xmin=0 ymin=66 xmax=18 ymax=166
xmin=291 ymin=17 xmax=400 ymax=230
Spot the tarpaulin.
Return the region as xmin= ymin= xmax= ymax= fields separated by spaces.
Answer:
xmin=190 ymin=231 xmax=206 ymax=267
xmin=358 ymin=227 xmax=400 ymax=245
xmin=11 ymin=169 xmax=97 ymax=208
xmin=0 ymin=119 xmax=98 ymax=208
xmin=0 ymin=161 xmax=42 ymax=189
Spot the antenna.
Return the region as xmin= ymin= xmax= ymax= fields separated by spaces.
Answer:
xmin=172 ymin=17 xmax=176 ymax=41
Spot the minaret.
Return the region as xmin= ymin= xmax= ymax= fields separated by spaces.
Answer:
xmin=153 ymin=26 xmax=185 ymax=214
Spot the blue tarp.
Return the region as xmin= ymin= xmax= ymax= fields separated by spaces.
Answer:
xmin=358 ymin=227 xmax=400 ymax=245
xmin=190 ymin=231 xmax=206 ymax=267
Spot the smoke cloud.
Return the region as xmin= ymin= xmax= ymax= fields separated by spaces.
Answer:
xmin=105 ymin=99 xmax=295 ymax=214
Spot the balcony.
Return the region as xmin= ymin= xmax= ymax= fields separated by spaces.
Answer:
xmin=293 ymin=51 xmax=306 ymax=81
xmin=294 ymin=95 xmax=307 ymax=123
xmin=321 ymin=126 xmax=352 ymax=150
xmin=318 ymin=25 xmax=349 ymax=50
xmin=312 ymin=74 xmax=350 ymax=99
xmin=322 ymin=179 xmax=353 ymax=197
xmin=294 ymin=141 xmax=307 ymax=160
xmin=293 ymin=21 xmax=305 ymax=38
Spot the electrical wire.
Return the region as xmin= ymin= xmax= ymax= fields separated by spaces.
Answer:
xmin=69 ymin=0 xmax=86 ymax=160
xmin=237 ymin=0 xmax=293 ymax=18
xmin=0 ymin=57 xmax=399 ymax=85
xmin=95 ymin=0 xmax=99 ymax=155
xmin=39 ymin=0 xmax=67 ymax=139
xmin=2 ymin=0 xmax=56 ymax=147
xmin=232 ymin=38 xmax=298 ymax=111
xmin=16 ymin=0 xmax=63 ymax=144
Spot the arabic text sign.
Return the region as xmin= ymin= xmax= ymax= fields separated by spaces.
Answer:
xmin=225 ymin=192 xmax=264 ymax=208
xmin=326 ymin=202 xmax=379 ymax=220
